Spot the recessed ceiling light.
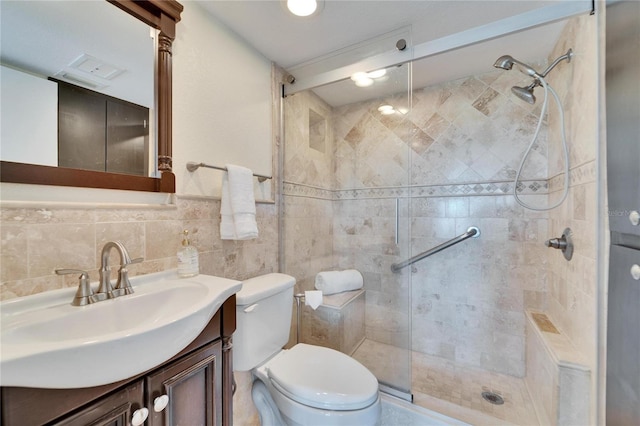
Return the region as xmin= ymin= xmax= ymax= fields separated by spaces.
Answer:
xmin=351 ymin=72 xmax=374 ymax=87
xmin=378 ymin=105 xmax=395 ymax=115
xmin=285 ymin=0 xmax=323 ymax=17
xmin=367 ymin=69 xmax=387 ymax=79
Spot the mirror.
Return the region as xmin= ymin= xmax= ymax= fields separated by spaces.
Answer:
xmin=0 ymin=0 xmax=182 ymax=193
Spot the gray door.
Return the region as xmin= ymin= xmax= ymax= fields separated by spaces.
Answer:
xmin=606 ymin=244 xmax=640 ymax=425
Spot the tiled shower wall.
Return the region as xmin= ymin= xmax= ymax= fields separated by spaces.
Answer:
xmin=545 ymin=12 xmax=599 ymax=387
xmin=334 ymin=70 xmax=553 ymax=377
xmin=284 ymin=65 xmax=554 ymax=376
xmin=282 ymin=90 xmax=335 ymax=293
xmin=0 ymin=198 xmax=278 ymax=300
xmin=283 ymin=14 xmax=597 ymax=381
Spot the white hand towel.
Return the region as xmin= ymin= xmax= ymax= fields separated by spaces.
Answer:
xmin=315 ymin=269 xmax=363 ymax=295
xmin=220 ymin=164 xmax=259 ymax=240
xmin=304 ymin=290 xmax=323 ymax=310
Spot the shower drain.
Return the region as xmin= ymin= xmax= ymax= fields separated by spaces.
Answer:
xmin=481 ymin=391 xmax=505 ymax=405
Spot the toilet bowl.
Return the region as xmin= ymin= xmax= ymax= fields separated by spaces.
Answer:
xmin=233 ymin=273 xmax=381 ymax=426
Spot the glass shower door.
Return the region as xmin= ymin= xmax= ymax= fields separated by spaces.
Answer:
xmin=281 ymin=60 xmax=413 ymax=397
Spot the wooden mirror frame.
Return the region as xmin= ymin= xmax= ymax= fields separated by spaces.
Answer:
xmin=0 ymin=0 xmax=183 ymax=193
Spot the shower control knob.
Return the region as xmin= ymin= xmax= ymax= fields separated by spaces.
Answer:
xmin=629 ymin=210 xmax=640 ymax=226
xmin=631 ymin=264 xmax=640 ymax=281
xmin=544 ymin=228 xmax=573 ymax=261
xmin=545 ymin=238 xmax=567 ymax=250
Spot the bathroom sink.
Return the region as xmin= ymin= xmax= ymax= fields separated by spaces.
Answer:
xmin=0 ymin=271 xmax=242 ymax=389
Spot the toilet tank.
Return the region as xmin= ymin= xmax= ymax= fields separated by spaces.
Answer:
xmin=233 ymin=273 xmax=296 ymax=371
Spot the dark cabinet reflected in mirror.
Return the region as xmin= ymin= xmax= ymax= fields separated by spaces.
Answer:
xmin=57 ymin=80 xmax=150 ymax=176
xmin=0 ymin=0 xmax=182 ymax=193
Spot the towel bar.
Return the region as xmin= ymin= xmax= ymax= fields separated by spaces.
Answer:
xmin=186 ymin=162 xmax=271 ymax=182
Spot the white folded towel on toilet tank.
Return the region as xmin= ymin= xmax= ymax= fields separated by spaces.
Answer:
xmin=315 ymin=269 xmax=363 ymax=295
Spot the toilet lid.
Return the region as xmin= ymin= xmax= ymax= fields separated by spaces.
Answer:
xmin=266 ymin=344 xmax=379 ymax=411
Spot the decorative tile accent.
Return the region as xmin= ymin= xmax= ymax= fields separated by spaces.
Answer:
xmin=282 ymin=182 xmax=334 ymax=200
xmin=284 ymin=179 xmax=549 ymax=201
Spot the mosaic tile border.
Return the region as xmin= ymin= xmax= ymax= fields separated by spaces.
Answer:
xmin=282 ymin=182 xmax=334 ymax=200
xmin=283 ymin=179 xmax=549 ymax=200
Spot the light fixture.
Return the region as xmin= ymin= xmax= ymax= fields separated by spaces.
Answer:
xmin=377 ymin=105 xmax=395 ymax=115
xmin=285 ymin=0 xmax=322 ymax=17
xmin=367 ymin=69 xmax=387 ymax=79
xmin=350 ymin=68 xmax=388 ymax=88
xmin=351 ymin=72 xmax=373 ymax=87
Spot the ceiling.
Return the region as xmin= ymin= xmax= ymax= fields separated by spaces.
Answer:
xmin=0 ymin=1 xmax=153 ymax=108
xmin=198 ymin=0 xmax=579 ymax=106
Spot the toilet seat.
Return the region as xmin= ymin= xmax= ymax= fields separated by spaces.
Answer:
xmin=265 ymin=344 xmax=379 ymax=411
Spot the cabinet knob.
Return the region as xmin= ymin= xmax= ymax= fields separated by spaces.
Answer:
xmin=154 ymin=394 xmax=170 ymax=412
xmin=631 ymin=264 xmax=640 ymax=281
xmin=629 ymin=210 xmax=640 ymax=226
xmin=131 ymin=407 xmax=149 ymax=426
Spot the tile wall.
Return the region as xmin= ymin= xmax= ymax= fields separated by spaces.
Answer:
xmin=284 ymin=15 xmax=598 ymax=388
xmin=544 ymin=13 xmax=598 ymax=373
xmin=284 ymin=65 xmax=556 ymax=376
xmin=282 ymin=90 xmax=336 ymax=294
xmin=284 ymin=15 xmax=597 ymax=386
xmin=0 ymin=198 xmax=278 ymax=299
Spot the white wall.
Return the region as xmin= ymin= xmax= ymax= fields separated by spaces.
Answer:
xmin=0 ymin=65 xmax=58 ymax=166
xmin=173 ymin=1 xmax=273 ymax=198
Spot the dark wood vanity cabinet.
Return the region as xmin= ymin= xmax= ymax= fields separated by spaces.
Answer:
xmin=51 ymin=381 xmax=145 ymax=426
xmin=1 ymin=296 xmax=236 ymax=426
xmin=146 ymin=341 xmax=222 ymax=426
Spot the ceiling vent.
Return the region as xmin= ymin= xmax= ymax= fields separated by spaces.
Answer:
xmin=53 ymin=70 xmax=107 ymax=90
xmin=53 ymin=53 xmax=126 ymax=91
xmin=69 ymin=53 xmax=125 ymax=80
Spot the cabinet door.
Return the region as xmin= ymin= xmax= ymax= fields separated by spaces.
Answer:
xmin=58 ymin=82 xmax=106 ymax=172
xmin=147 ymin=341 xmax=223 ymax=426
xmin=106 ymin=99 xmax=149 ymax=176
xmin=52 ymin=381 xmax=144 ymax=426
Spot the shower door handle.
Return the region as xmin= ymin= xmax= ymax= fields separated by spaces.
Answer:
xmin=395 ymin=198 xmax=400 ymax=245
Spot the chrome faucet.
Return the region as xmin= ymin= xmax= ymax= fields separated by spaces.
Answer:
xmin=98 ymin=241 xmax=142 ymax=299
xmin=55 ymin=241 xmax=142 ymax=306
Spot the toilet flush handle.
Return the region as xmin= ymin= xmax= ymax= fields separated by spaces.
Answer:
xmin=244 ymin=303 xmax=259 ymax=313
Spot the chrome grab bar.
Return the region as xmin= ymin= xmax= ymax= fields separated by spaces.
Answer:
xmin=390 ymin=226 xmax=480 ymax=273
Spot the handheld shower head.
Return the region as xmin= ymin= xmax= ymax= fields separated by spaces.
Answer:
xmin=493 ymin=55 xmax=515 ymax=70
xmin=493 ymin=55 xmax=541 ymax=78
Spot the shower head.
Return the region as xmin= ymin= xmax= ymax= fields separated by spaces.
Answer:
xmin=511 ymin=85 xmax=536 ymax=105
xmin=492 ymin=55 xmax=541 ymax=78
xmin=494 ymin=49 xmax=573 ymax=104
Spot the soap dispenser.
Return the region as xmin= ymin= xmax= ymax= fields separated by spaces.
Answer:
xmin=177 ymin=229 xmax=199 ymax=278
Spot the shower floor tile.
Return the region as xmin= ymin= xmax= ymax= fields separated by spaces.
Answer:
xmin=353 ymin=339 xmax=540 ymax=426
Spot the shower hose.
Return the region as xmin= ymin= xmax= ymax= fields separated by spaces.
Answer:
xmin=513 ymin=76 xmax=570 ymax=211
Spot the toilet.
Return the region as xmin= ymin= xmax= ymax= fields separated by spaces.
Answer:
xmin=233 ymin=273 xmax=381 ymax=426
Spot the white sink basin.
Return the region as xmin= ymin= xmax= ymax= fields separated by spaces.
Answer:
xmin=1 ymin=271 xmax=241 ymax=389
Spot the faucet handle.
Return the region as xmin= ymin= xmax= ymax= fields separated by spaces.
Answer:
xmin=55 ymin=269 xmax=95 ymax=306
xmin=113 ymin=257 xmax=143 ymax=296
